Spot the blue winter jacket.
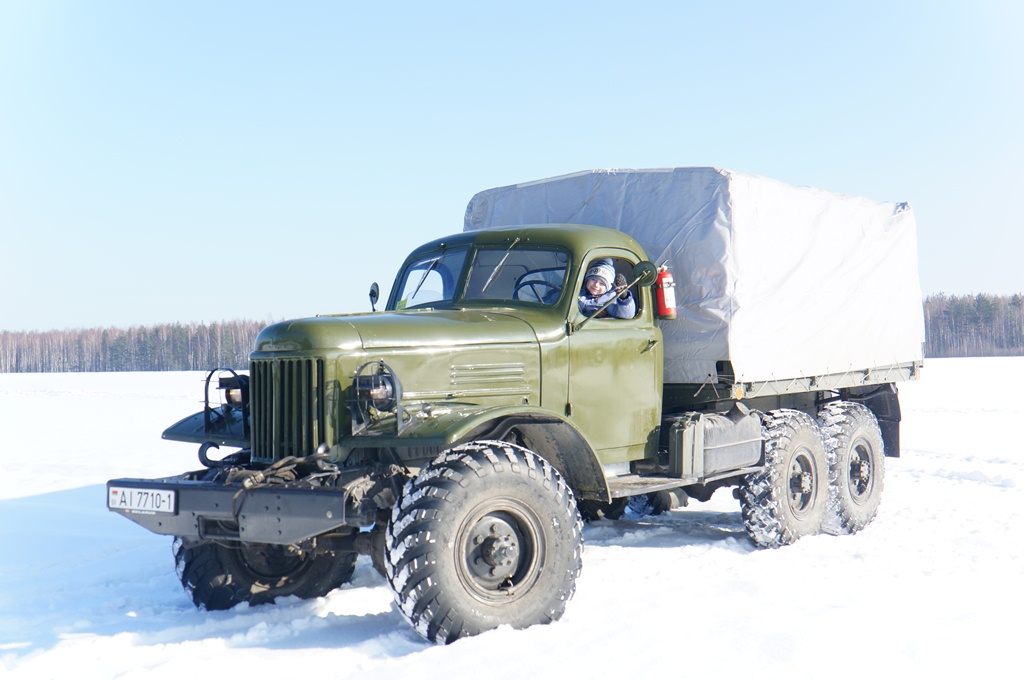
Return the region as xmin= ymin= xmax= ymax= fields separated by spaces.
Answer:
xmin=578 ymin=289 xmax=636 ymax=319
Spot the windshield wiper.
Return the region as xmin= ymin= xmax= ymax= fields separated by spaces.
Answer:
xmin=410 ymin=257 xmax=440 ymax=301
xmin=481 ymin=237 xmax=521 ymax=294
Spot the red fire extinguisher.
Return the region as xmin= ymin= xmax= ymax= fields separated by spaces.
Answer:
xmin=654 ymin=265 xmax=677 ymax=319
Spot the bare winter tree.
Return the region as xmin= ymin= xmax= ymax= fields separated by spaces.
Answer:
xmin=0 ymin=320 xmax=266 ymax=373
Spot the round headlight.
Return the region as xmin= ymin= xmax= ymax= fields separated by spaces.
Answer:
xmin=217 ymin=373 xmax=249 ymax=411
xmin=365 ymin=373 xmax=397 ymax=412
xmin=354 ymin=361 xmax=402 ymax=415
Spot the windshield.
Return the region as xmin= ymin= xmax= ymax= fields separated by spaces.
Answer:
xmin=463 ymin=247 xmax=570 ymax=305
xmin=392 ymin=248 xmax=469 ymax=309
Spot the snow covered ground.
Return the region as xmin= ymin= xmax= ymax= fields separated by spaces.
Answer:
xmin=1 ymin=358 xmax=1021 ymax=679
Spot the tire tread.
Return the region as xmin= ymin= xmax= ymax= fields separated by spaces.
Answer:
xmin=385 ymin=440 xmax=583 ymax=644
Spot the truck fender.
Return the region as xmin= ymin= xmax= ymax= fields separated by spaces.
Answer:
xmin=445 ymin=406 xmax=612 ymax=504
xmin=841 ymin=383 xmax=902 ymax=457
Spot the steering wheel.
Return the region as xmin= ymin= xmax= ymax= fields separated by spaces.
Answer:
xmin=512 ymin=279 xmax=561 ymax=302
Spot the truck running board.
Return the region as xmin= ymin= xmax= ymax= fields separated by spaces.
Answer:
xmin=606 ymin=467 xmax=762 ymax=499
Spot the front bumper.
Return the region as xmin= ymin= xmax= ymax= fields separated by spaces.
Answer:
xmin=106 ymin=475 xmax=361 ymax=545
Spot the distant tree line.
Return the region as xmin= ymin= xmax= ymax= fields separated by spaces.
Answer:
xmin=0 ymin=320 xmax=265 ymax=373
xmin=1 ymin=297 xmax=1022 ymax=373
xmin=923 ymin=293 xmax=1024 ymax=358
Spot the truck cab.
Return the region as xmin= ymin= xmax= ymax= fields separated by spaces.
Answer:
xmin=381 ymin=224 xmax=662 ymax=465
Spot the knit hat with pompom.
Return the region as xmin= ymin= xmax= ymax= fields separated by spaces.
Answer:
xmin=585 ymin=258 xmax=615 ymax=289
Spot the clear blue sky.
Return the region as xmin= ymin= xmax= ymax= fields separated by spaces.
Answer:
xmin=2 ymin=1 xmax=1021 ymax=332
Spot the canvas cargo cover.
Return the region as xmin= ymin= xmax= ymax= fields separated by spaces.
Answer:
xmin=464 ymin=167 xmax=925 ymax=385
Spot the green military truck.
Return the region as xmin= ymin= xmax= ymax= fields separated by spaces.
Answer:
xmin=107 ymin=168 xmax=925 ymax=644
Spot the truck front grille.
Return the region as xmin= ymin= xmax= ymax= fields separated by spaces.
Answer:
xmin=250 ymin=358 xmax=326 ymax=464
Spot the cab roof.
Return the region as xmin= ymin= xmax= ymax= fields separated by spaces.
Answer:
xmin=405 ymin=224 xmax=648 ymax=261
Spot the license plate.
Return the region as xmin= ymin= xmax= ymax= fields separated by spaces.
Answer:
xmin=108 ymin=487 xmax=177 ymax=514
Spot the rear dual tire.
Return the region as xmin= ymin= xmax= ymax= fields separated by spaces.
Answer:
xmin=740 ymin=404 xmax=885 ymax=548
xmin=740 ymin=409 xmax=829 ymax=548
xmin=818 ymin=401 xmax=885 ymax=535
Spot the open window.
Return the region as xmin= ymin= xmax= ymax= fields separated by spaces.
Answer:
xmin=578 ymin=256 xmax=641 ymax=320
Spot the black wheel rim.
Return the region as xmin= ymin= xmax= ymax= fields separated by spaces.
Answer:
xmin=847 ymin=437 xmax=875 ymax=504
xmin=786 ymin=447 xmax=819 ymax=519
xmin=455 ymin=498 xmax=545 ymax=604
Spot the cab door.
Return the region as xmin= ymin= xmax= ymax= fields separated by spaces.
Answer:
xmin=567 ymin=251 xmax=662 ymax=464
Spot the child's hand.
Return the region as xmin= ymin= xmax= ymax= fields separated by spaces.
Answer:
xmin=614 ymin=274 xmax=629 ymax=299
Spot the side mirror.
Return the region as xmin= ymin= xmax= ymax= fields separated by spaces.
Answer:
xmin=632 ymin=261 xmax=659 ymax=287
xmin=369 ymin=282 xmax=380 ymax=311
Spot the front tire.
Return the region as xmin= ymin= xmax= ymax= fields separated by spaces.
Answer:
xmin=385 ymin=441 xmax=584 ymax=644
xmin=740 ymin=410 xmax=828 ymax=548
xmin=818 ymin=401 xmax=885 ymax=534
xmin=174 ymin=535 xmax=357 ymax=610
